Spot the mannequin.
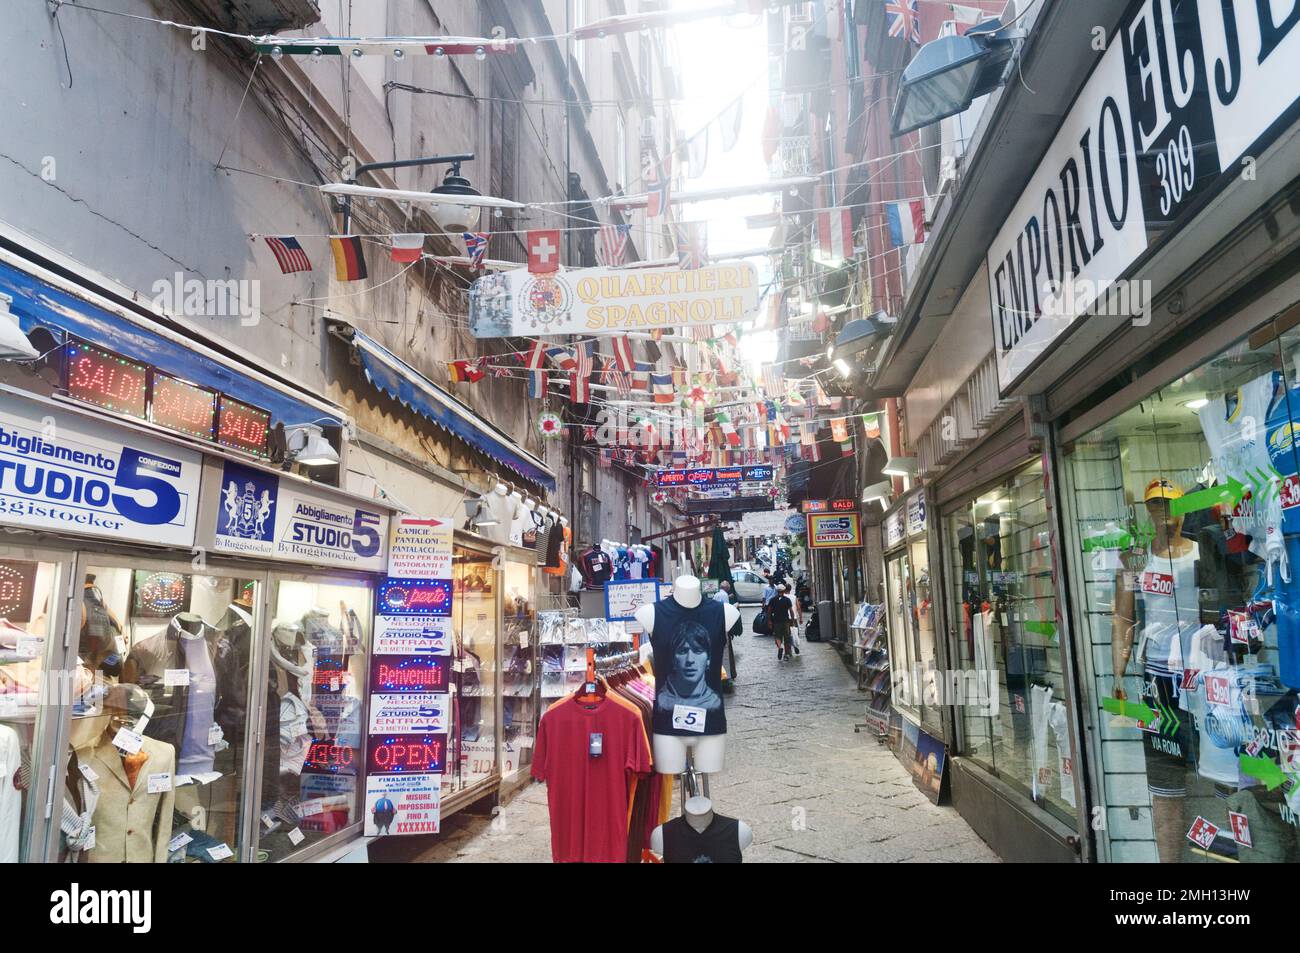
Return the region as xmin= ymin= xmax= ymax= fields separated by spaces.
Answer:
xmin=479 ymin=482 xmax=520 ymax=545
xmin=1111 ymin=478 xmax=1200 ymax=863
xmin=634 ymin=575 xmax=740 ymax=774
xmin=650 ymin=795 xmax=752 ymax=863
xmin=84 ymin=683 xmax=175 ymax=863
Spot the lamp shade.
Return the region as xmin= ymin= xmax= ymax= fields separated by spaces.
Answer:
xmin=891 ymin=26 xmax=1013 ymax=136
xmin=834 ymin=313 xmax=891 ymax=359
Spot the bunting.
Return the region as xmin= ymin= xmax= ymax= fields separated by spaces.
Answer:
xmin=572 ymin=341 xmax=594 ymax=404
xmin=525 ymin=341 xmax=549 ymax=398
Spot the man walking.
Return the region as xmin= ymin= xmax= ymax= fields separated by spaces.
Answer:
xmin=770 ymin=583 xmax=801 ymax=661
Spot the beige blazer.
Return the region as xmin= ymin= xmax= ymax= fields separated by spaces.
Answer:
xmin=83 ymin=735 xmax=176 ymax=864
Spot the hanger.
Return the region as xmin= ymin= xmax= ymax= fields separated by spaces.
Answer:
xmin=575 ymin=648 xmax=603 ymax=704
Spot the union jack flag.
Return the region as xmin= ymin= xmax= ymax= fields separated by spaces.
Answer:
xmin=676 ymin=222 xmax=706 ymax=270
xmin=463 ymin=232 xmax=490 ymax=268
xmin=886 ymin=0 xmax=921 ymax=44
xmin=598 ymin=223 xmax=631 ymax=266
xmin=601 ymin=356 xmax=631 ymax=397
xmin=262 ymin=236 xmax=313 ymax=274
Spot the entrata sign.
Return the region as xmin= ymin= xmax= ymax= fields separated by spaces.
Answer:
xmin=807 ymin=512 xmax=862 ymax=549
xmin=988 ymin=0 xmax=1300 ymax=392
xmin=468 ymin=260 xmax=761 ymax=337
xmin=653 ymin=465 xmax=773 ymax=488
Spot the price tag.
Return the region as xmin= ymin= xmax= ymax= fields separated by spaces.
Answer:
xmin=671 ymin=704 xmax=707 ymax=734
xmin=78 ymin=763 xmax=99 ymax=783
xmin=1186 ymin=815 xmax=1219 ymax=850
xmin=519 ymin=633 xmax=529 ymax=648
xmin=297 ymin=798 xmax=325 ymax=818
xmin=207 ymin=843 xmax=234 ymax=861
xmin=147 ymin=772 xmax=172 ymax=794
xmin=261 ymin=812 xmax=275 ymax=829
xmin=164 ymin=669 xmax=190 ymax=687
xmin=15 ymin=636 xmax=40 ymax=659
xmin=1228 ymin=611 xmax=1259 ymax=646
xmin=1204 ymin=674 xmax=1232 ymax=709
xmin=0 ymin=695 xmax=18 ymax=713
xmin=1228 ymin=811 xmax=1253 ymax=848
xmin=207 ymin=723 xmax=223 ymax=746
xmin=168 ymin=832 xmax=193 ymax=852
xmin=288 ymin=828 xmax=306 ymax=846
xmin=111 ymin=727 xmax=144 ymax=755
xmin=1179 ymin=668 xmax=1200 ymax=692
xmin=330 ymin=678 xmax=340 ymax=693
xmin=84 ymin=826 xmax=95 ymax=851
xmin=588 ymin=732 xmax=603 ymax=757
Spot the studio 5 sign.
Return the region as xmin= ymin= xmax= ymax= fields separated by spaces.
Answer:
xmin=0 ymin=392 xmax=200 ymax=547
xmin=988 ymin=0 xmax=1300 ymax=392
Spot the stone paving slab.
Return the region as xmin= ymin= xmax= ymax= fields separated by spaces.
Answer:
xmin=379 ymin=607 xmax=998 ymax=864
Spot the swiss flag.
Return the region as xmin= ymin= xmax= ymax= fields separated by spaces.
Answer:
xmin=527 ymin=229 xmax=562 ymax=274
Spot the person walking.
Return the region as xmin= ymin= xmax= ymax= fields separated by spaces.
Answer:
xmin=770 ymin=583 xmax=800 ymax=661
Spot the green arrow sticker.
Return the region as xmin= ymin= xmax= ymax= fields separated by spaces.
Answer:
xmin=1082 ymin=533 xmax=1132 ymax=553
xmin=1169 ymin=477 xmax=1246 ymax=517
xmin=1023 ymin=620 xmax=1057 ymax=639
xmin=1239 ymin=753 xmax=1287 ymax=791
xmin=1102 ymin=696 xmax=1158 ymax=724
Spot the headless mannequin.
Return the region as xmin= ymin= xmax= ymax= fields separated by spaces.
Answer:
xmin=634 ymin=575 xmax=740 ymax=774
xmin=650 ymin=795 xmax=752 ymax=854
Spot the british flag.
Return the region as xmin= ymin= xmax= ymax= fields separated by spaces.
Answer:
xmin=598 ymin=223 xmax=631 ymax=266
xmin=463 ymin=231 xmax=490 ymax=268
xmin=886 ymin=0 xmax=921 ymax=44
xmin=676 ymin=222 xmax=706 ymax=270
xmin=601 ymin=356 xmax=631 ymax=397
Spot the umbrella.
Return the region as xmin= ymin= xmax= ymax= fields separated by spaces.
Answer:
xmin=705 ymin=525 xmax=734 ymax=589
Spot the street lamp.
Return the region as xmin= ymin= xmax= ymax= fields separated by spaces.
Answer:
xmin=890 ymin=20 xmax=1020 ymax=137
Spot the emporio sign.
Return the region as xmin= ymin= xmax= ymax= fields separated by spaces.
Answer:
xmin=988 ymin=0 xmax=1300 ymax=391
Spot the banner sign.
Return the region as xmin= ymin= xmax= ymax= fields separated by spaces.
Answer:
xmin=468 ymin=260 xmax=761 ymax=337
xmin=685 ymin=496 xmax=774 ymax=515
xmin=808 ymin=512 xmax=862 ymax=549
xmin=373 ymin=615 xmax=453 ymax=655
xmin=206 ymin=458 xmax=389 ymax=570
xmin=988 ymin=0 xmax=1300 ymax=392
xmin=387 ymin=515 xmax=454 ymax=578
xmin=653 ymin=465 xmax=773 ymax=488
xmin=907 ymin=492 xmax=927 ymax=536
xmin=368 ymin=693 xmax=450 ymax=734
xmin=604 ymin=579 xmax=661 ymax=622
xmin=0 ymin=392 xmax=201 ymax=547
xmin=735 ymin=508 xmax=797 ymax=537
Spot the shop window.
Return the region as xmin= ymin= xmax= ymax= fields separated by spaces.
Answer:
xmin=74 ymin=564 xmax=261 ymax=863
xmin=260 ymin=577 xmax=370 ymax=861
xmin=450 ymin=547 xmax=498 ymax=790
xmin=501 ymin=560 xmax=536 ymax=781
xmin=0 ymin=558 xmax=63 ymax=863
xmin=1064 ymin=330 xmax=1300 ymax=862
xmin=945 ymin=461 xmax=1077 ymax=825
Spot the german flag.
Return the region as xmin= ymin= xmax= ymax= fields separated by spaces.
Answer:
xmin=329 ymin=235 xmax=368 ymax=281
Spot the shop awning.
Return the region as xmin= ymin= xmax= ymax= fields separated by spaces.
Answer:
xmin=0 ymin=258 xmax=343 ymax=427
xmin=330 ymin=322 xmax=557 ymax=492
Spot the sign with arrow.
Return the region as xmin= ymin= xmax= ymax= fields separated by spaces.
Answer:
xmin=1169 ymin=477 xmax=1246 ymax=517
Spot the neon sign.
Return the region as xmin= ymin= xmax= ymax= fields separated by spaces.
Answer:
xmin=367 ymin=734 xmax=447 ymax=774
xmin=369 ymin=655 xmax=449 ymax=694
xmin=303 ymin=741 xmax=358 ymax=774
xmin=151 ymin=372 xmax=216 ymax=440
xmin=378 ymin=578 xmax=453 ymax=618
xmin=65 ymin=341 xmax=148 ymax=419
xmin=216 ymin=395 xmax=271 ymax=457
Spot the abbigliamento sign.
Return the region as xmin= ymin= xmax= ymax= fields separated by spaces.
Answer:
xmin=988 ymin=0 xmax=1300 ymax=392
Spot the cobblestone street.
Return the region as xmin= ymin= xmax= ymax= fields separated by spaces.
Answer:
xmin=404 ymin=607 xmax=997 ymax=863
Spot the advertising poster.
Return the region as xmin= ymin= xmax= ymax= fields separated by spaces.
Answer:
xmin=807 ymin=512 xmax=862 ymax=549
xmin=363 ymin=774 xmax=441 ymax=836
xmin=604 ymin=579 xmax=661 ymax=622
xmin=373 ymin=614 xmax=453 ymax=655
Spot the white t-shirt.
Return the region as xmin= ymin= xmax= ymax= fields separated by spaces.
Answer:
xmin=0 ymin=724 xmax=21 ymax=863
xmin=479 ymin=492 xmax=520 ymax=545
xmin=1136 ymin=544 xmax=1200 ymax=677
xmin=1197 ymin=373 xmax=1280 ymax=556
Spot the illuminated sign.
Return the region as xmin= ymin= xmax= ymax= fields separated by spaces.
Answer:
xmin=132 ymin=570 xmax=191 ymax=617
xmin=378 ymin=578 xmax=454 ymax=618
xmin=303 ymin=741 xmax=359 ymax=774
xmin=367 ymin=733 xmax=447 ymax=774
xmin=65 ymin=340 xmax=148 ymax=419
xmin=807 ymin=513 xmax=863 ymax=549
xmin=653 ymin=465 xmax=773 ymax=489
xmin=801 ymin=500 xmax=828 ymax=513
xmin=151 ymin=372 xmax=216 ymax=440
xmin=0 ymin=560 xmax=37 ymax=622
xmin=829 ymin=499 xmax=857 ymax=512
xmin=369 ymin=655 xmax=449 ymax=694
xmin=216 ymin=395 xmax=271 ymax=457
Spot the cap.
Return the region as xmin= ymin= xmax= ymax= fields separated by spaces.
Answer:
xmin=1143 ymin=478 xmax=1183 ymax=503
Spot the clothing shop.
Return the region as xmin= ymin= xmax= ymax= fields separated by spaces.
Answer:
xmin=892 ymin=0 xmax=1300 ymax=863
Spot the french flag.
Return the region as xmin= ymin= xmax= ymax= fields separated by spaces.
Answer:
xmin=885 ymin=200 xmax=926 ymax=248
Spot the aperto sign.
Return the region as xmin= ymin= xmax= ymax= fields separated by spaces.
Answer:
xmin=0 ymin=391 xmax=200 ymax=547
xmin=988 ymin=0 xmax=1300 ymax=392
xmin=653 ymin=465 xmax=773 ymax=488
xmin=377 ymin=578 xmax=454 ymax=617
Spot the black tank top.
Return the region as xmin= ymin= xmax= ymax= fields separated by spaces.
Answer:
xmin=662 ymin=814 xmax=743 ymax=863
xmin=650 ymin=596 xmax=727 ymax=736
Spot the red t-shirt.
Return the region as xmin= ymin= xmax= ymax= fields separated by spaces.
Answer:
xmin=532 ymin=695 xmax=652 ymax=863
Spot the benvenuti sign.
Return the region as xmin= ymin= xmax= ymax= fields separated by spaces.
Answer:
xmin=988 ymin=0 xmax=1300 ymax=393
xmin=468 ymin=259 xmax=760 ymax=337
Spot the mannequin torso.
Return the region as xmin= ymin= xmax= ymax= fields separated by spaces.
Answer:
xmin=650 ymin=796 xmax=752 ymax=862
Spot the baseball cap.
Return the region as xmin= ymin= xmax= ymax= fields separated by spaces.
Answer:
xmin=1143 ymin=478 xmax=1183 ymax=503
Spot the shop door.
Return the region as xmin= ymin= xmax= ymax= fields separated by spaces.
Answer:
xmin=62 ymin=553 xmax=269 ymax=864
xmin=0 ymin=547 xmax=76 ymax=863
xmin=450 ymin=545 xmax=500 ymax=793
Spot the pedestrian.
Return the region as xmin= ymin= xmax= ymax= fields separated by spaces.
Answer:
xmin=713 ymin=580 xmax=732 ymax=605
xmin=761 ymin=574 xmax=777 ymax=610
xmin=770 ymin=583 xmax=800 ymax=661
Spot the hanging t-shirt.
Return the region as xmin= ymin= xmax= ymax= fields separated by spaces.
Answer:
xmin=1135 ymin=544 xmax=1200 ymax=677
xmin=479 ymin=492 xmax=519 ymax=545
xmin=1180 ymin=624 xmax=1241 ymax=786
xmin=661 ymin=814 xmax=744 ymax=863
xmin=1200 ymin=373 xmax=1280 ymax=556
xmin=1047 ymin=702 xmax=1075 ymax=808
xmin=649 ymin=597 xmax=727 ymax=736
xmin=579 ymin=549 xmax=613 ymax=587
xmin=532 ymin=696 xmax=651 ymax=863
xmin=0 ymin=724 xmax=20 ymax=863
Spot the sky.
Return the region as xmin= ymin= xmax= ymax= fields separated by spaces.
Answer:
xmin=665 ymin=3 xmax=780 ymax=370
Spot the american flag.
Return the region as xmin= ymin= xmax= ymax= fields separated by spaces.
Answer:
xmin=886 ymin=0 xmax=922 ymax=44
xmin=263 ymin=236 xmax=313 ymax=274
xmin=601 ymin=356 xmax=631 ymax=397
xmin=676 ymin=222 xmax=706 ymax=270
xmin=463 ymin=232 xmax=490 ymax=268
xmin=572 ymin=341 xmax=594 ymax=404
xmin=598 ymin=223 xmax=631 ymax=266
